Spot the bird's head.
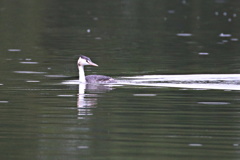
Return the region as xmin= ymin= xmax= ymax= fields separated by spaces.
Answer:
xmin=77 ymin=55 xmax=98 ymax=67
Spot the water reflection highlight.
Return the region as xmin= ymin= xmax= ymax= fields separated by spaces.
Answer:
xmin=77 ymin=83 xmax=113 ymax=119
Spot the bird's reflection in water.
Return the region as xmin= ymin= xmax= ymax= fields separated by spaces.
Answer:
xmin=77 ymin=83 xmax=114 ymax=119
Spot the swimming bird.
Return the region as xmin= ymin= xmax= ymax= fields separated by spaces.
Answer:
xmin=77 ymin=55 xmax=115 ymax=83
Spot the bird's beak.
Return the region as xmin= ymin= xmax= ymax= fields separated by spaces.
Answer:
xmin=88 ymin=61 xmax=98 ymax=67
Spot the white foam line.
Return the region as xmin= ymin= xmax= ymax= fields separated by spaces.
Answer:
xmin=61 ymin=74 xmax=240 ymax=90
xmin=123 ymin=74 xmax=240 ymax=81
xmin=127 ymin=83 xmax=240 ymax=90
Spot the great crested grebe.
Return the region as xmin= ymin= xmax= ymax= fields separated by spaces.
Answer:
xmin=77 ymin=55 xmax=115 ymax=83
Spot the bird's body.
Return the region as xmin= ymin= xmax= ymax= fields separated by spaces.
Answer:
xmin=86 ymin=75 xmax=115 ymax=83
xmin=77 ymin=55 xmax=115 ymax=84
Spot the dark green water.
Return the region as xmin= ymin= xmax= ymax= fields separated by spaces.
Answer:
xmin=1 ymin=0 xmax=240 ymax=160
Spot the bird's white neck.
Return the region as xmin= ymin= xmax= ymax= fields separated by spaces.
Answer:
xmin=78 ymin=65 xmax=86 ymax=83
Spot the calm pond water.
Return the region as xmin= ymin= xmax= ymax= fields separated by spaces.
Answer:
xmin=1 ymin=0 xmax=240 ymax=160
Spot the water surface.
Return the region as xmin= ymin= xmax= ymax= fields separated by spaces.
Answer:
xmin=1 ymin=0 xmax=240 ymax=160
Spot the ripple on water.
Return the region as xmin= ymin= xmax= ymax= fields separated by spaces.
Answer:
xmin=14 ymin=71 xmax=46 ymax=74
xmin=19 ymin=62 xmax=39 ymax=64
xmin=230 ymin=38 xmax=238 ymax=41
xmin=8 ymin=49 xmax=21 ymax=52
xmin=188 ymin=144 xmax=203 ymax=147
xmin=133 ymin=94 xmax=157 ymax=96
xmin=198 ymin=102 xmax=230 ymax=105
xmin=176 ymin=33 xmax=192 ymax=37
xmin=0 ymin=101 xmax=8 ymax=103
xmin=57 ymin=95 xmax=75 ymax=97
xmin=219 ymin=33 xmax=231 ymax=37
xmin=198 ymin=52 xmax=209 ymax=55
xmin=45 ymin=75 xmax=70 ymax=78
xmin=26 ymin=80 xmax=40 ymax=83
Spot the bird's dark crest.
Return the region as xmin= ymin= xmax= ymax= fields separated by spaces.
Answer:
xmin=80 ymin=55 xmax=91 ymax=62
